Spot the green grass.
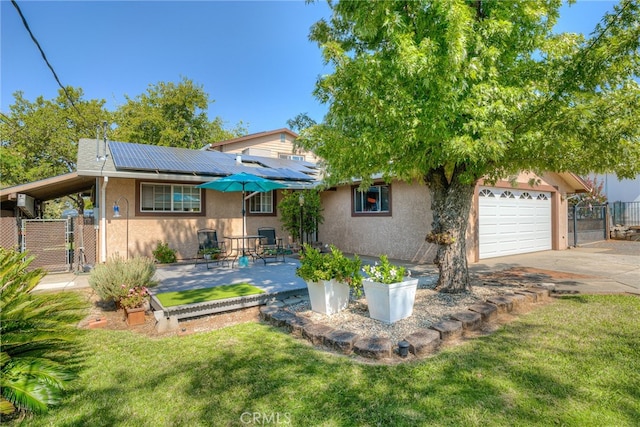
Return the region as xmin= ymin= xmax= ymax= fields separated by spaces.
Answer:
xmin=15 ymin=295 xmax=640 ymax=426
xmin=155 ymin=283 xmax=264 ymax=307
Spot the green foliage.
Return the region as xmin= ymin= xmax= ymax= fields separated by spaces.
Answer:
xmin=298 ymin=0 xmax=640 ymax=292
xmin=152 ymin=241 xmax=177 ymax=264
xmin=119 ymin=286 xmax=149 ymax=310
xmin=278 ymin=190 xmax=324 ymax=243
xmin=569 ymin=176 xmax=608 ymax=207
xmin=296 ymin=244 xmax=363 ymax=292
xmin=88 ymin=255 xmax=157 ymax=303
xmin=111 ymin=77 xmax=245 ymax=149
xmin=0 ymin=87 xmax=110 ymax=187
xmin=0 ymin=248 xmax=87 ymax=416
xmin=363 ymin=255 xmax=407 ymax=284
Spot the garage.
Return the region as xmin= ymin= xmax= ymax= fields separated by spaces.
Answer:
xmin=478 ymin=186 xmax=552 ymax=259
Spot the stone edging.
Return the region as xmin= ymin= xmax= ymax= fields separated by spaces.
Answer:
xmin=259 ymin=287 xmax=551 ymax=361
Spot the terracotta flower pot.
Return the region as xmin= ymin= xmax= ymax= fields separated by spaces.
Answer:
xmin=125 ymin=306 xmax=146 ymax=326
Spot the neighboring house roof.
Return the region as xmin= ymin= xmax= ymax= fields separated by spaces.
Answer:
xmin=208 ymin=128 xmax=298 ymax=150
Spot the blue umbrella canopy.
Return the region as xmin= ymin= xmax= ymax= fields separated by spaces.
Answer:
xmin=196 ymin=172 xmax=287 ymax=193
xmin=196 ymin=173 xmax=287 ymax=239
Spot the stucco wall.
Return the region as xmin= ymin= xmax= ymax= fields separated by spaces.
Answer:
xmin=318 ymin=181 xmax=439 ymax=263
xmin=104 ymin=178 xmax=289 ymax=261
xmin=321 ymin=172 xmax=578 ymax=263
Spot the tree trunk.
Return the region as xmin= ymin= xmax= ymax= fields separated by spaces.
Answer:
xmin=426 ymin=169 xmax=476 ymax=293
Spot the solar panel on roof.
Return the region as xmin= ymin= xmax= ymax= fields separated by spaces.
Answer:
xmin=110 ymin=141 xmax=159 ymax=171
xmin=109 ymin=140 xmax=316 ymax=182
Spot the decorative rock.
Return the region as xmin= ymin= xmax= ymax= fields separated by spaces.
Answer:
xmin=468 ymin=302 xmax=498 ymax=322
xmin=155 ymin=314 xmax=178 ymax=333
xmin=269 ymin=310 xmax=297 ymax=327
xmin=430 ymin=319 xmax=463 ymax=341
xmin=325 ymin=330 xmax=360 ymax=354
xmin=259 ymin=305 xmax=279 ymax=321
xmin=514 ymin=290 xmax=537 ymax=302
xmin=450 ymin=311 xmax=482 ymax=331
xmin=528 ymin=287 xmax=550 ymax=300
xmin=285 ymin=315 xmax=312 ymax=337
xmin=353 ymin=336 xmax=393 ymax=359
xmin=302 ymin=323 xmax=334 ymax=346
xmin=282 ymin=297 xmax=302 ymax=306
xmin=87 ymin=317 xmax=107 ymax=329
xmin=267 ymin=300 xmax=285 ymax=309
xmin=507 ymin=293 xmax=528 ymax=310
xmin=486 ymin=296 xmax=514 ymax=313
xmin=404 ymin=329 xmax=441 ymax=356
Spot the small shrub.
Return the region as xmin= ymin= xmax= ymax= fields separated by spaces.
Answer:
xmin=152 ymin=241 xmax=177 ymax=264
xmin=89 ymin=255 xmax=157 ymax=303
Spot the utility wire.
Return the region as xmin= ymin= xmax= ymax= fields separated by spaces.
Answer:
xmin=10 ymin=0 xmax=90 ymax=128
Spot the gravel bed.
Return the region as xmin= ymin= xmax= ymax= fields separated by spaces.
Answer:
xmin=287 ymin=276 xmax=530 ymax=345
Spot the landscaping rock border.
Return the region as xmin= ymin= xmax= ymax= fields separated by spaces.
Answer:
xmin=260 ymin=287 xmax=551 ymax=361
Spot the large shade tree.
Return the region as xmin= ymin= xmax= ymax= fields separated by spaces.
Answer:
xmin=111 ymin=77 xmax=246 ymax=149
xmin=0 ymin=87 xmax=109 ymax=188
xmin=298 ymin=0 xmax=640 ymax=292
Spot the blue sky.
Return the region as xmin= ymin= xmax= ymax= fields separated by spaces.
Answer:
xmin=1 ymin=1 xmax=617 ymax=134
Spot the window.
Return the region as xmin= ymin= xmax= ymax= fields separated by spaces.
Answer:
xmin=140 ymin=183 xmax=201 ymax=212
xmin=353 ymin=184 xmax=390 ymax=214
xmin=249 ymin=191 xmax=274 ymax=214
xmin=280 ymin=133 xmax=286 ymax=142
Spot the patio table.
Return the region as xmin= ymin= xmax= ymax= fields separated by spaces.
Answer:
xmin=224 ymin=235 xmax=266 ymax=268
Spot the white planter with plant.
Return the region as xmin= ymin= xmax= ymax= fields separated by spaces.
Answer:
xmin=296 ymin=244 xmax=363 ymax=315
xmin=363 ymin=255 xmax=418 ymax=324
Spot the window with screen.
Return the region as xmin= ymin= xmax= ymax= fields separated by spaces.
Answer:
xmin=353 ymin=184 xmax=391 ymax=215
xmin=140 ymin=183 xmax=202 ymax=212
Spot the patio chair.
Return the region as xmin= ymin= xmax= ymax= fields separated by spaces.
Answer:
xmin=257 ymin=227 xmax=285 ymax=263
xmin=195 ymin=229 xmax=229 ymax=268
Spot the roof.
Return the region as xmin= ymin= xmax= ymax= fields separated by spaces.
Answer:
xmin=76 ymin=138 xmax=318 ymax=183
xmin=208 ymin=128 xmax=298 ymax=149
xmin=0 ymin=172 xmax=95 ymax=204
xmin=558 ymin=172 xmax=591 ymax=193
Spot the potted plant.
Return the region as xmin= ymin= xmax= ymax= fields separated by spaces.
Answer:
xmin=119 ymin=285 xmax=149 ymax=326
xmin=199 ymin=247 xmax=221 ymax=260
xmin=362 ymin=255 xmax=418 ymax=324
xmin=296 ymin=244 xmax=362 ymax=315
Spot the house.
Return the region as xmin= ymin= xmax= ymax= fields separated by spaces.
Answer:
xmin=208 ymin=128 xmax=320 ymax=164
xmin=590 ymin=173 xmax=640 ymax=202
xmin=319 ymin=173 xmax=589 ymax=263
xmin=0 ymin=128 xmax=590 ymax=270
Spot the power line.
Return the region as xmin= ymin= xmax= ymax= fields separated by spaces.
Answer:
xmin=10 ymin=0 xmax=90 ymax=127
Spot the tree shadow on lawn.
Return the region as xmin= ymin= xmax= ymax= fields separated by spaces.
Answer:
xmin=35 ymin=297 xmax=640 ymax=426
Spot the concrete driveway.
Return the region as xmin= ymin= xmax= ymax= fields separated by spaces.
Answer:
xmin=471 ymin=240 xmax=640 ymax=295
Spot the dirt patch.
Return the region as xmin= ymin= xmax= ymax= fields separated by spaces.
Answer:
xmin=77 ymin=288 xmax=260 ymax=338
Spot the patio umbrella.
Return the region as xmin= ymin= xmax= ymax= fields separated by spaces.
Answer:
xmin=196 ymin=172 xmax=287 ymax=238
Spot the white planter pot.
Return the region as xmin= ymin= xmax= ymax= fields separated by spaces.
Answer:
xmin=305 ymin=279 xmax=350 ymax=315
xmin=364 ymin=278 xmax=419 ymax=324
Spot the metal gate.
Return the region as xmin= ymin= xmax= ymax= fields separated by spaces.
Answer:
xmin=19 ymin=217 xmax=97 ymax=272
xmin=22 ymin=219 xmax=71 ymax=272
xmin=568 ymin=204 xmax=608 ymax=247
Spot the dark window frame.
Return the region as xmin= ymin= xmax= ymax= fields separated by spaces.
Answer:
xmin=351 ymin=183 xmax=392 ymax=217
xmin=135 ymin=179 xmax=206 ymax=217
xmin=246 ymin=190 xmax=277 ymax=217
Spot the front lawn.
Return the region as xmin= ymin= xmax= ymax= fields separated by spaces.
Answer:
xmin=16 ymin=295 xmax=640 ymax=426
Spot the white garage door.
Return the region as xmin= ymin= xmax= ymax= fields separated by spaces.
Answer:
xmin=479 ymin=187 xmax=552 ymax=259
